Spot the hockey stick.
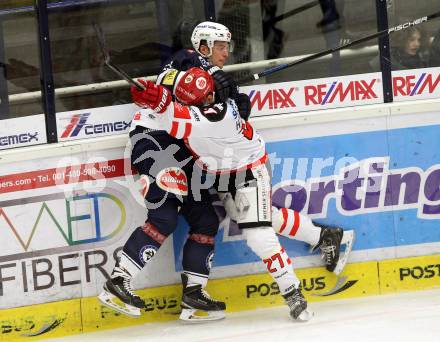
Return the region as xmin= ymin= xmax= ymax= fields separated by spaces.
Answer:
xmin=237 ymin=11 xmax=440 ymax=85
xmin=92 ymin=22 xmax=145 ymax=90
xmin=269 ymin=0 xmax=319 ymax=25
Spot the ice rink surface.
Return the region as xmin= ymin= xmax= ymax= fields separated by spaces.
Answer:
xmin=52 ymin=289 xmax=440 ymax=342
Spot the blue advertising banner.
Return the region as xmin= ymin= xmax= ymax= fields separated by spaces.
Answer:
xmin=173 ymin=123 xmax=440 ymax=270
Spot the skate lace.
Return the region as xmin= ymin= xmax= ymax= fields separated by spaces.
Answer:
xmin=321 ymin=244 xmax=336 ymax=265
xmin=200 ymin=289 xmax=215 ymax=303
xmin=285 ymin=289 xmax=304 ymax=308
xmin=123 ymin=277 xmax=139 ymax=298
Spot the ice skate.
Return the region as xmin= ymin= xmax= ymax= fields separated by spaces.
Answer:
xmin=283 ymin=287 xmax=313 ymax=322
xmin=311 ymin=225 xmax=355 ymax=275
xmin=98 ymin=267 xmax=145 ymax=318
xmin=179 ymin=274 xmax=226 ymax=323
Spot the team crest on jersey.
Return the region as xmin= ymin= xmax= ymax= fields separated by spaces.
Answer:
xmin=156 ymin=167 xmax=188 ymax=195
xmin=195 ymin=77 xmax=207 ymax=90
xmin=139 ymin=245 xmax=158 ymax=265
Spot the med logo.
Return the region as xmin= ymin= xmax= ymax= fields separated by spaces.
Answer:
xmin=0 ymin=190 xmax=126 ymax=259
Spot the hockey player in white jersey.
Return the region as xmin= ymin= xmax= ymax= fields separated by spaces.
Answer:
xmin=172 ymin=20 xmax=354 ymax=275
xmin=131 ymin=67 xmax=315 ymax=321
xmin=133 ymin=66 xmax=354 ymax=275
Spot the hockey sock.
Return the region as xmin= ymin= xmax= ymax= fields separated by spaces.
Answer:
xmin=272 ymin=207 xmax=321 ymax=246
xmin=182 ymin=233 xmax=215 ymax=288
xmin=244 ymin=227 xmax=300 ymax=295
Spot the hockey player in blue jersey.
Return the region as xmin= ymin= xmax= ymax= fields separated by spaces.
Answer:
xmin=98 ymin=20 xmax=354 ymax=323
xmin=97 ymin=22 xmax=238 ymax=323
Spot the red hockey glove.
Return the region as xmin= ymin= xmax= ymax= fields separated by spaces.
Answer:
xmin=131 ymin=79 xmax=171 ymax=113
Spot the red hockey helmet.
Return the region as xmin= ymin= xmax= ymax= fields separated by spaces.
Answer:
xmin=175 ymin=67 xmax=215 ymax=106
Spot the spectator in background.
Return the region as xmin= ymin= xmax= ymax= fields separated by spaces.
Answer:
xmin=316 ymin=0 xmax=341 ymax=33
xmin=429 ymin=28 xmax=440 ymax=67
xmin=389 ymin=26 xmax=429 ymax=69
xmin=261 ymin=0 xmax=285 ymax=59
xmin=370 ymin=25 xmax=429 ymax=71
xmin=317 ymin=0 xmax=345 ymax=76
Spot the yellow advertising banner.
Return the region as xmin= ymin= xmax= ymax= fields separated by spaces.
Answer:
xmin=379 ymin=254 xmax=440 ymax=294
xmin=0 ymin=260 xmax=380 ymax=340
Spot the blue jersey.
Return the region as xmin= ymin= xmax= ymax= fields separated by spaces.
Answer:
xmin=161 ymin=49 xmax=211 ymax=73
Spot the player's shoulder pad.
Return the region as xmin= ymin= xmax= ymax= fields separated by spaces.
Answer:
xmin=156 ymin=69 xmax=185 ymax=94
xmin=174 ymin=48 xmax=196 ymax=58
xmin=180 ymin=51 xmax=209 ymax=71
xmin=200 ymin=102 xmax=227 ymax=122
xmin=160 ymin=49 xmax=198 ymax=72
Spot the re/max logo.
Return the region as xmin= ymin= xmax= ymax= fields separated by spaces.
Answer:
xmin=304 ymin=79 xmax=378 ymax=105
xmin=249 ymin=88 xmax=296 ymax=110
xmin=393 ymin=72 xmax=440 ymax=97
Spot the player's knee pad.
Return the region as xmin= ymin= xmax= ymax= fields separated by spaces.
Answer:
xmin=146 ymin=198 xmax=180 ymax=235
xmin=181 ymin=196 xmax=219 ymax=236
xmin=243 ymin=227 xmax=281 ymax=259
xmin=188 ymin=216 xmax=219 ymax=237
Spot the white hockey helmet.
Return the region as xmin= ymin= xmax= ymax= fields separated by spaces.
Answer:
xmin=191 ymin=21 xmax=232 ymax=57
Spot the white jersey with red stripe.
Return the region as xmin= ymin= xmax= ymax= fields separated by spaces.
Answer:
xmin=130 ymin=107 xmax=166 ymax=132
xmin=132 ymin=98 xmax=266 ymax=173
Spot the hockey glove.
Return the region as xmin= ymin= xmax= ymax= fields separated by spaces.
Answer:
xmin=131 ymin=79 xmax=171 ymax=113
xmin=235 ymin=93 xmax=251 ymax=121
xmin=208 ymin=66 xmax=239 ymax=102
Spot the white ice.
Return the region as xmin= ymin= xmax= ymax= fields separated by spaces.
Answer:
xmin=51 ymin=289 xmax=440 ymax=342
